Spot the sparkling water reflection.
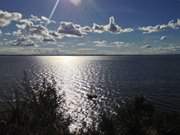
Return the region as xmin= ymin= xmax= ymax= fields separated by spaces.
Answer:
xmin=1 ymin=56 xmax=180 ymax=129
xmin=37 ymin=56 xmax=109 ymax=128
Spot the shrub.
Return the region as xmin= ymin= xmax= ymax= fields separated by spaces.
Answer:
xmin=98 ymin=96 xmax=180 ymax=135
xmin=0 ymin=72 xmax=71 ymax=135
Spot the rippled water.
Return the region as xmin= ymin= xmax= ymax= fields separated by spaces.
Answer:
xmin=1 ymin=55 xmax=180 ymax=128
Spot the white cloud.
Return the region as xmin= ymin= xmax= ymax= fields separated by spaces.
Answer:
xmin=16 ymin=18 xmax=57 ymax=43
xmin=138 ymin=25 xmax=160 ymax=34
xmin=49 ymin=31 xmax=64 ymax=39
xmin=41 ymin=16 xmax=51 ymax=24
xmin=93 ymin=40 xmax=108 ymax=47
xmin=93 ymin=40 xmax=107 ymax=44
xmin=77 ymin=42 xmax=86 ymax=46
xmin=92 ymin=16 xmax=133 ymax=34
xmin=93 ymin=40 xmax=129 ymax=48
xmin=29 ymin=25 xmax=57 ymax=42
xmin=81 ymin=26 xmax=93 ymax=33
xmin=57 ymin=21 xmax=86 ymax=37
xmin=29 ymin=15 xmax=41 ymax=22
xmin=177 ymin=19 xmax=180 ymax=25
xmin=0 ymin=10 xmax=22 ymax=27
xmin=41 ymin=16 xmax=56 ymax=25
xmin=111 ymin=41 xmax=128 ymax=47
xmin=92 ymin=23 xmax=105 ymax=33
xmin=43 ymin=36 xmax=56 ymax=42
xmin=3 ymin=12 xmax=85 ymax=39
xmin=16 ymin=19 xmax=33 ymax=30
xmin=139 ymin=19 xmax=180 ymax=33
xmin=4 ymin=32 xmax=11 ymax=36
xmin=13 ymin=36 xmax=35 ymax=47
xmin=29 ymin=15 xmax=56 ymax=25
xmin=141 ymin=44 xmax=152 ymax=49
xmin=13 ymin=30 xmax=22 ymax=36
xmin=160 ymin=36 xmax=167 ymax=41
xmin=1 ymin=9 xmax=180 ymax=52
xmin=30 ymin=25 xmax=49 ymax=36
xmin=104 ymin=16 xmax=134 ymax=33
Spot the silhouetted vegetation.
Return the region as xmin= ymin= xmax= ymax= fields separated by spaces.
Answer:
xmin=98 ymin=96 xmax=180 ymax=135
xmin=0 ymin=73 xmax=180 ymax=135
xmin=0 ymin=72 xmax=71 ymax=135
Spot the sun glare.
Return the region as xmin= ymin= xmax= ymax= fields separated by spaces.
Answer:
xmin=61 ymin=56 xmax=78 ymax=62
xmin=69 ymin=0 xmax=81 ymax=6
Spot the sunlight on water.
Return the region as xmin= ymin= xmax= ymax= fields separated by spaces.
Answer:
xmin=3 ymin=55 xmax=178 ymax=130
xmin=33 ymin=56 xmax=180 ymax=130
xmin=36 ymin=56 xmax=101 ymax=130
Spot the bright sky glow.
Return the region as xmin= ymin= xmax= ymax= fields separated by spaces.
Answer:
xmin=69 ymin=0 xmax=82 ymax=6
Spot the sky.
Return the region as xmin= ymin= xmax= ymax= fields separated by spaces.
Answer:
xmin=0 ymin=0 xmax=180 ymax=55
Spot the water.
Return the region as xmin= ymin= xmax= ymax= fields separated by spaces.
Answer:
xmin=1 ymin=55 xmax=180 ymax=128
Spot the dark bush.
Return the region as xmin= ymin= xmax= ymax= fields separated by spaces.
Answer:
xmin=98 ymin=96 xmax=180 ymax=135
xmin=0 ymin=72 xmax=71 ymax=135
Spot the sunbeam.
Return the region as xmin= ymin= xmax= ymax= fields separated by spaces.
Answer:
xmin=48 ymin=0 xmax=60 ymax=20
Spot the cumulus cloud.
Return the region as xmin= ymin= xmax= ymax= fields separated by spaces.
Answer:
xmin=30 ymin=25 xmax=49 ymax=36
xmin=29 ymin=15 xmax=41 ymax=22
xmin=29 ymin=15 xmax=56 ymax=25
xmin=1 ymin=9 xmax=180 ymax=52
xmin=40 ymin=16 xmax=56 ymax=25
xmin=49 ymin=31 xmax=64 ymax=39
xmin=13 ymin=30 xmax=22 ymax=36
xmin=105 ymin=16 xmax=134 ymax=33
xmin=81 ymin=26 xmax=93 ymax=33
xmin=29 ymin=25 xmax=56 ymax=42
xmin=4 ymin=14 xmax=130 ymax=46
xmin=57 ymin=21 xmax=87 ymax=37
xmin=16 ymin=19 xmax=33 ymax=30
xmin=138 ymin=25 xmax=160 ymax=34
xmin=92 ymin=16 xmax=133 ymax=34
xmin=92 ymin=23 xmax=105 ymax=33
xmin=15 ymin=18 xmax=57 ymax=43
xmin=93 ymin=40 xmax=108 ymax=47
xmin=43 ymin=36 xmax=56 ymax=42
xmin=0 ymin=10 xmax=22 ymax=27
xmin=13 ymin=36 xmax=35 ymax=47
xmin=41 ymin=16 xmax=51 ymax=24
xmin=139 ymin=19 xmax=180 ymax=33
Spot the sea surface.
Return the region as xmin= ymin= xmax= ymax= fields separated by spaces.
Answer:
xmin=1 ymin=55 xmax=180 ymax=128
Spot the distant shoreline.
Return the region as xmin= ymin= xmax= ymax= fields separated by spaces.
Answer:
xmin=0 ymin=54 xmax=180 ymax=56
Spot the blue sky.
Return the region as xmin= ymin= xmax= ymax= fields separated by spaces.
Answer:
xmin=0 ymin=0 xmax=180 ymax=54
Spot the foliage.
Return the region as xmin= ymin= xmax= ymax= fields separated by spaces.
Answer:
xmin=0 ymin=73 xmax=180 ymax=135
xmin=98 ymin=96 xmax=180 ymax=135
xmin=0 ymin=72 xmax=71 ymax=135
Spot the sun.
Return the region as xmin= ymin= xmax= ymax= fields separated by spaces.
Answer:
xmin=69 ymin=0 xmax=81 ymax=6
